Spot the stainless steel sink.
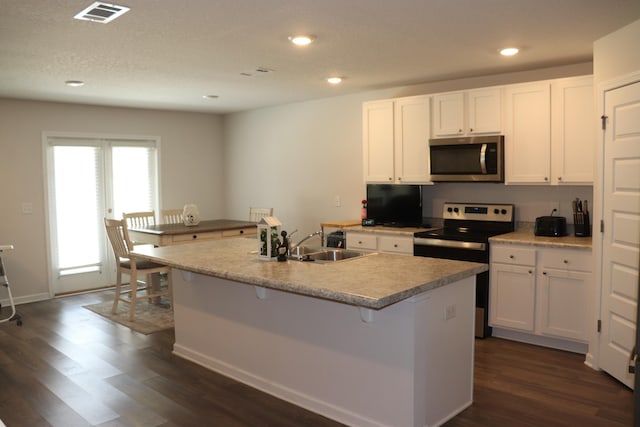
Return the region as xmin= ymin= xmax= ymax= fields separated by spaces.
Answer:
xmin=288 ymin=246 xmax=323 ymax=259
xmin=290 ymin=247 xmax=370 ymax=263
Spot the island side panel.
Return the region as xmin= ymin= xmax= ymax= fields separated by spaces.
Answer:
xmin=414 ymin=276 xmax=475 ymax=426
xmin=171 ymin=270 xmax=475 ymax=427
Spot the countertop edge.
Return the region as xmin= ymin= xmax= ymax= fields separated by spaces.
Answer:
xmin=132 ymin=239 xmax=487 ymax=310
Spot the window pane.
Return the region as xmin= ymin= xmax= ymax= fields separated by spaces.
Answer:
xmin=111 ymin=146 xmax=156 ymax=220
xmin=52 ymin=146 xmax=102 ymax=270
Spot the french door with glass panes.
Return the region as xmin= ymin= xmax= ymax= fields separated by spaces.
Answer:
xmin=44 ymin=134 xmax=159 ymax=295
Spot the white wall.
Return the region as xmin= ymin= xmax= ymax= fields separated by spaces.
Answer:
xmin=594 ymin=18 xmax=640 ymax=87
xmin=222 ymin=63 xmax=594 ymax=237
xmin=0 ymin=99 xmax=224 ymax=302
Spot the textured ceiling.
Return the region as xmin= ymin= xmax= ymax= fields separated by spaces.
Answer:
xmin=1 ymin=0 xmax=639 ymax=114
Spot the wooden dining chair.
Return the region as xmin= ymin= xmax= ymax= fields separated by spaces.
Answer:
xmin=122 ymin=211 xmax=156 ymax=228
xmin=249 ymin=207 xmax=273 ymax=222
xmin=104 ymin=218 xmax=172 ymax=321
xmin=161 ymin=209 xmax=184 ymax=224
xmin=122 ymin=211 xmax=156 ymax=247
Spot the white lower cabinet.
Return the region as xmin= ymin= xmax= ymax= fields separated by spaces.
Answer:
xmin=490 ymin=243 xmax=593 ymax=347
xmin=346 ymin=231 xmax=413 ymax=255
xmin=489 ymin=245 xmax=536 ymax=331
xmin=537 ymin=249 xmax=593 ymax=342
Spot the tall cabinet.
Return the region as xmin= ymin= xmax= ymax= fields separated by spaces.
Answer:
xmin=362 ymin=95 xmax=430 ymax=183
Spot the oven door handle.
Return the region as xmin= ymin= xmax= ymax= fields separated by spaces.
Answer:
xmin=414 ymin=237 xmax=486 ymax=251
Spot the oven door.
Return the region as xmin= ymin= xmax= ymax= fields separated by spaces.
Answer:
xmin=413 ymin=237 xmax=488 ymax=263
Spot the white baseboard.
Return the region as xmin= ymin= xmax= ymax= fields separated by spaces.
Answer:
xmin=0 ymin=292 xmax=51 ymax=307
xmin=492 ymin=327 xmax=588 ymax=354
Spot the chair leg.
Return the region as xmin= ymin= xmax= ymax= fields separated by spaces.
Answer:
xmin=111 ymin=269 xmax=122 ymax=314
xmin=129 ymin=270 xmax=138 ymax=321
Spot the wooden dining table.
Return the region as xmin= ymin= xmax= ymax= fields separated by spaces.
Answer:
xmin=128 ymin=219 xmax=257 ymax=247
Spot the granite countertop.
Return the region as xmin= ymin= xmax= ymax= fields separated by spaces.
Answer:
xmin=132 ymin=237 xmax=487 ymax=310
xmin=490 ymin=229 xmax=592 ymax=250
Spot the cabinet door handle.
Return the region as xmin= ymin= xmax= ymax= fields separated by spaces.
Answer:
xmin=563 ymin=259 xmax=568 ymax=264
xmin=543 ymin=271 xmax=547 ymax=275
xmin=388 ymin=177 xmax=392 ymax=181
xmin=398 ymin=177 xmax=402 ymax=181
xmin=393 ymin=244 xmax=398 ymax=247
xmin=469 ymin=128 xmax=474 ymax=132
xmin=544 ymin=177 xmax=549 ymax=181
xmin=509 ymin=255 xmax=514 ymax=259
xmin=528 ymin=270 xmax=533 ymax=274
xmin=558 ymin=176 xmax=562 ymax=181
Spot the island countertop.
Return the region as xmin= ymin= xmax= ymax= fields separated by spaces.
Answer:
xmin=132 ymin=237 xmax=487 ymax=310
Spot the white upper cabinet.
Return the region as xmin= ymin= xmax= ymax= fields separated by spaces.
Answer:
xmin=551 ymin=76 xmax=595 ymax=184
xmin=505 ymin=76 xmax=595 ymax=185
xmin=363 ymin=95 xmax=430 ymax=183
xmin=363 ymin=100 xmax=395 ymax=183
xmin=432 ymin=88 xmax=502 ymax=137
xmin=504 ymin=81 xmax=552 ymax=184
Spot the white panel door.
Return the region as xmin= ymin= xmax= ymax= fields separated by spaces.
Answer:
xmin=599 ymin=81 xmax=640 ymax=389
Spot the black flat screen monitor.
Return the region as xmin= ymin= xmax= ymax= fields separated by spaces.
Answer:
xmin=366 ymin=184 xmax=423 ymax=227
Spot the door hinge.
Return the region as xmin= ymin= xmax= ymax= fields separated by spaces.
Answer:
xmin=597 ymin=319 xmax=602 ymax=333
xmin=600 ymin=220 xmax=604 ymax=233
xmin=601 ymin=115 xmax=608 ymax=130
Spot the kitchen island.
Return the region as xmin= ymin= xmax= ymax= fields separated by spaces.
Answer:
xmin=133 ymin=238 xmax=487 ymax=427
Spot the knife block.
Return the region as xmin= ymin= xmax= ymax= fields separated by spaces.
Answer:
xmin=574 ymin=212 xmax=591 ymax=237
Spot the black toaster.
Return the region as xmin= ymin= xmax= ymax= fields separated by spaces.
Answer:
xmin=534 ymin=216 xmax=567 ymax=237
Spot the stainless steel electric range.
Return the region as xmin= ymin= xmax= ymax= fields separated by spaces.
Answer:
xmin=414 ymin=202 xmax=515 ymax=338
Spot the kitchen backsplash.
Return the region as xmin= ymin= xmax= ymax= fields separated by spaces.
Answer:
xmin=420 ymin=183 xmax=592 ymax=225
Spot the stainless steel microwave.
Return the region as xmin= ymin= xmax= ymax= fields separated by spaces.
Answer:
xmin=429 ymin=135 xmax=504 ymax=182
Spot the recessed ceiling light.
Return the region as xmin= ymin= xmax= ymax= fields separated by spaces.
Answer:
xmin=288 ymin=35 xmax=316 ymax=46
xmin=327 ymin=77 xmax=343 ymax=85
xmin=500 ymin=47 xmax=519 ymax=56
xmin=65 ymin=80 xmax=85 ymax=87
xmin=202 ymin=95 xmax=219 ymax=99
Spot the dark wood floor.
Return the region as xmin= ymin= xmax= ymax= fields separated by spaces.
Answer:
xmin=0 ymin=290 xmax=633 ymax=427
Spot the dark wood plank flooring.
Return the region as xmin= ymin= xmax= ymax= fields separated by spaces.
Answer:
xmin=0 ymin=290 xmax=633 ymax=426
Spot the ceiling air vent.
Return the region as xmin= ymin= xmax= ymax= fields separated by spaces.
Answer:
xmin=74 ymin=2 xmax=130 ymax=23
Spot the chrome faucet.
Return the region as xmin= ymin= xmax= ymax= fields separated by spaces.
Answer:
xmin=290 ymin=230 xmax=323 ymax=251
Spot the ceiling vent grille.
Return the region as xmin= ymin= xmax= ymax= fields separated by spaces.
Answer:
xmin=74 ymin=2 xmax=130 ymax=23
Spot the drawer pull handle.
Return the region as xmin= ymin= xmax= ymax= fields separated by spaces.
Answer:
xmin=543 ymin=271 xmax=547 ymax=275
xmin=509 ymin=255 xmax=514 ymax=259
xmin=394 ymin=244 xmax=398 ymax=247
xmin=563 ymin=259 xmax=568 ymax=264
xmin=240 ymin=230 xmax=244 ymax=234
xmin=358 ymin=241 xmax=363 ymax=244
xmin=192 ymin=235 xmax=197 ymax=239
xmin=528 ymin=270 xmax=532 ymax=274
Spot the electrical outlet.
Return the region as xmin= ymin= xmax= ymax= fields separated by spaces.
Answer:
xmin=21 ymin=202 xmax=33 ymax=215
xmin=445 ymin=304 xmax=456 ymax=320
xmin=334 ymin=195 xmax=341 ymax=207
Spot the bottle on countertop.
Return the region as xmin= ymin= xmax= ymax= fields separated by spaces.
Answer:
xmin=277 ymin=230 xmax=289 ymax=262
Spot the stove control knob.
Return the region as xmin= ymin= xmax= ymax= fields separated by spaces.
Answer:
xmin=501 ymin=209 xmax=507 ymax=215
xmin=453 ymin=207 xmax=459 ymax=213
xmin=494 ymin=208 xmax=499 ymax=214
xmin=447 ymin=207 xmax=453 ymax=213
